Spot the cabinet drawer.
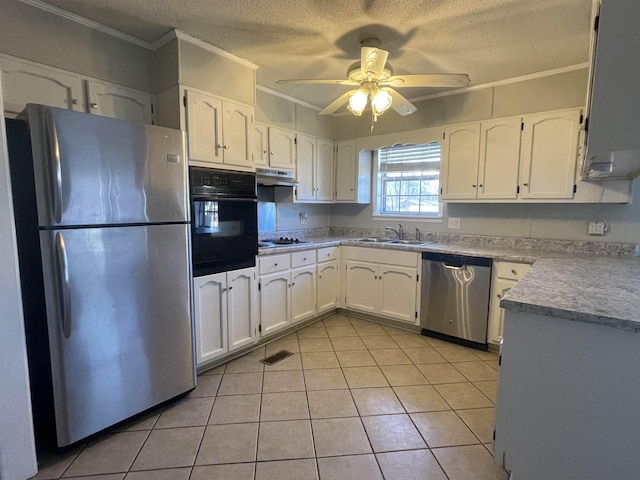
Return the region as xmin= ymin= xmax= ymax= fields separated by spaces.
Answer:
xmin=291 ymin=250 xmax=315 ymax=268
xmin=343 ymin=246 xmax=418 ymax=268
xmin=317 ymin=246 xmax=339 ymax=263
xmin=496 ymin=261 xmax=531 ymax=281
xmin=258 ymin=254 xmax=290 ymax=274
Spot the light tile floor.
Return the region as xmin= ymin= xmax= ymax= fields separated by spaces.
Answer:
xmin=32 ymin=313 xmax=508 ymax=480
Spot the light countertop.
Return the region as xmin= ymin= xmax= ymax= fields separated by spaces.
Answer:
xmin=258 ymin=236 xmax=640 ymax=332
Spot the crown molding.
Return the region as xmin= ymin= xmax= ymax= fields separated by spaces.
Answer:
xmin=169 ymin=30 xmax=258 ymax=69
xmin=256 ymin=85 xmax=322 ymax=111
xmin=18 ymin=0 xmax=154 ymax=50
xmin=408 ymin=63 xmax=590 ymax=103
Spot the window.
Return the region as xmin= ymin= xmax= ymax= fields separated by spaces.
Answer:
xmin=375 ymin=142 xmax=442 ymax=218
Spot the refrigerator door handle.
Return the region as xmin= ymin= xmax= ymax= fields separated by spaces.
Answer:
xmin=55 ymin=231 xmax=72 ymax=338
xmin=45 ymin=109 xmax=63 ymax=224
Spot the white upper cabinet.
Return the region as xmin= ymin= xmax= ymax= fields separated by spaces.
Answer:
xmin=335 ymin=140 xmax=371 ymax=204
xmin=519 ymin=108 xmax=581 ymax=199
xmin=295 ymin=135 xmax=334 ymax=203
xmin=477 ymin=117 xmax=522 ymax=200
xmin=441 ymin=123 xmax=481 ymax=200
xmin=252 ymin=122 xmax=269 ymax=167
xmin=0 ymin=54 xmax=154 ymax=124
xmin=0 ymin=56 xmax=84 ymax=116
xmin=86 ymin=79 xmax=153 ymax=124
xmin=268 ymin=127 xmax=296 ymax=170
xmin=186 ymin=89 xmax=253 ymax=170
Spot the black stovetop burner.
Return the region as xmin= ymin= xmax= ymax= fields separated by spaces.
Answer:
xmin=261 ymin=237 xmax=310 ymax=245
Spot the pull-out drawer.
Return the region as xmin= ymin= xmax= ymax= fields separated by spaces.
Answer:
xmin=496 ymin=261 xmax=531 ymax=281
xmin=317 ymin=246 xmax=339 ymax=263
xmin=291 ymin=250 xmax=315 ymax=268
xmin=258 ymin=253 xmax=290 ymax=274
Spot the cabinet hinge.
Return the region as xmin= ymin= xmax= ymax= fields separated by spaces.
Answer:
xmin=258 ymin=282 xmax=261 ymax=291
xmin=442 ymin=132 xmax=446 ymax=140
xmin=579 ymin=113 xmax=584 ymax=124
xmin=516 ymin=185 xmax=520 ymax=194
xmin=521 ymin=122 xmax=524 ymax=131
xmin=151 ymin=104 xmax=154 ymax=114
xmin=498 ymin=354 xmax=502 ymax=366
xmin=573 ymin=184 xmax=577 ymax=194
xmin=258 ymin=324 xmax=262 ymax=333
xmin=416 ymin=274 xmax=419 ymax=282
xmin=584 ymin=116 xmax=590 ymax=133
xmin=183 ymin=96 xmax=187 ymax=107
xmin=294 ymin=137 xmax=297 ymax=145
xmin=594 ymin=13 xmax=599 ymax=31
xmin=415 ymin=311 xmax=418 ymax=319
xmin=493 ymin=429 xmax=496 ymax=441
xmin=440 ymin=187 xmax=443 ymax=195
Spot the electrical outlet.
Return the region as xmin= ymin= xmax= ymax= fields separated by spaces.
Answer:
xmin=588 ymin=221 xmax=606 ymax=235
xmin=448 ymin=217 xmax=461 ymax=229
xmin=299 ymin=212 xmax=308 ymax=224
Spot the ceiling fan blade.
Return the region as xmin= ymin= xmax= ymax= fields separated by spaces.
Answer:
xmin=361 ymin=47 xmax=389 ymax=78
xmin=382 ymin=74 xmax=471 ymax=88
xmin=277 ymin=79 xmax=359 ymax=85
xmin=319 ymin=90 xmax=358 ymax=115
xmin=386 ymin=88 xmax=418 ymax=116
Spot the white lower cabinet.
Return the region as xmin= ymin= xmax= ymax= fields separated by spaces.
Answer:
xmin=344 ymin=247 xmax=420 ymax=324
xmin=487 ymin=261 xmax=531 ymax=345
xmin=193 ymin=267 xmax=257 ymax=367
xmin=291 ymin=265 xmax=317 ymax=324
xmin=259 ymin=269 xmax=291 ymax=336
xmin=317 ymin=253 xmax=339 ymax=314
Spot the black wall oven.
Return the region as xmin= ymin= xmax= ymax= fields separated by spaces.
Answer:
xmin=190 ymin=167 xmax=258 ymax=277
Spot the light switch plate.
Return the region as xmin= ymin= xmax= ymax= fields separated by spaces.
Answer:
xmin=448 ymin=217 xmax=461 ymax=229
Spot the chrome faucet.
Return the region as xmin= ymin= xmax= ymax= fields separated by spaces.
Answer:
xmin=385 ymin=224 xmax=404 ymax=239
xmin=415 ymin=228 xmax=422 ymax=241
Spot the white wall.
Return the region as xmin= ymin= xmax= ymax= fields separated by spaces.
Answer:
xmin=0 ymin=73 xmax=38 ymax=480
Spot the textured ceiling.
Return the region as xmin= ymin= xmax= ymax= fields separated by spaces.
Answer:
xmin=38 ymin=0 xmax=594 ymax=110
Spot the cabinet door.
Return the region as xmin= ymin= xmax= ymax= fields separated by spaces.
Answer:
xmin=316 ymin=139 xmax=335 ymax=201
xmin=186 ymin=90 xmax=223 ymax=164
xmin=269 ymin=127 xmax=296 ymax=170
xmin=252 ymin=123 xmax=269 ymax=166
xmin=222 ymin=101 xmax=253 ymax=168
xmin=86 ymin=80 xmax=153 ymax=124
xmin=295 ymin=134 xmax=316 ymax=201
xmin=193 ymin=273 xmax=228 ymax=366
xmin=227 ymin=267 xmax=257 ymax=352
xmin=0 ymin=56 xmax=84 ymax=117
xmin=317 ymin=260 xmax=339 ymax=314
xmin=477 ymin=117 xmax=521 ymax=199
xmin=259 ymin=271 xmax=290 ymax=336
xmin=291 ymin=265 xmax=317 ymax=324
xmin=487 ymin=277 xmax=516 ymax=345
xmin=519 ymin=109 xmax=581 ymax=199
xmin=378 ymin=265 xmax=418 ymax=323
xmin=335 ymin=140 xmax=357 ymax=201
xmin=441 ymin=124 xmax=481 ymax=200
xmin=345 ymin=260 xmax=378 ymax=313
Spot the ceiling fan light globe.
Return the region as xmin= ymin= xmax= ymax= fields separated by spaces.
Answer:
xmin=348 ymin=89 xmax=368 ymax=116
xmin=371 ymin=89 xmax=393 ymax=115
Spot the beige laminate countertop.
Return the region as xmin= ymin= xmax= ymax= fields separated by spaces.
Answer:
xmin=258 ymin=236 xmax=640 ymax=332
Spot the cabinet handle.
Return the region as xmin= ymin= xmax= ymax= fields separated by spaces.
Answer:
xmin=72 ymin=99 xmax=79 ymax=105
xmin=303 ymin=257 xmax=307 ymax=261
xmin=90 ymin=102 xmax=98 ymax=109
xmin=319 ymin=275 xmax=322 ymax=279
xmin=263 ymin=150 xmax=267 ymax=154
xmin=224 ymin=144 xmax=229 ymax=149
xmin=217 ymin=143 xmax=224 ymax=148
xmin=478 ymin=184 xmax=483 ymax=188
xmin=228 ymin=286 xmax=233 ymax=291
xmin=270 ymin=151 xmax=275 ymax=155
xmin=511 ymin=269 xmax=517 ymax=275
xmin=497 ymin=294 xmax=502 ymax=298
xmin=221 ymin=287 xmax=227 ymax=293
xmin=274 ymin=263 xmax=278 ymax=266
xmin=523 ymin=182 xmax=529 ymax=186
xmin=472 ymin=184 xmax=477 ymax=188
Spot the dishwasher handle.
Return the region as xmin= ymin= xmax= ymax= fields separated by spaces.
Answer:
xmin=422 ymin=251 xmax=492 ymax=268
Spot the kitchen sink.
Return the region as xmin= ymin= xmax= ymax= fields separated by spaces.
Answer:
xmin=356 ymin=237 xmax=393 ymax=243
xmin=388 ymin=239 xmax=427 ymax=245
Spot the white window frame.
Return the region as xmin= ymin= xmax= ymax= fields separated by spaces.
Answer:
xmin=372 ymin=142 xmax=443 ymax=220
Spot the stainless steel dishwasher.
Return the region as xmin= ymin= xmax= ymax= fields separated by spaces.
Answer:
xmin=420 ymin=252 xmax=492 ymax=349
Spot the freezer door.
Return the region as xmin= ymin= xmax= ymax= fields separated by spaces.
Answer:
xmin=39 ymin=224 xmax=195 ymax=446
xmin=27 ymin=104 xmax=187 ymax=227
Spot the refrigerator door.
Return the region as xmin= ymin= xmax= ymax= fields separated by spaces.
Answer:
xmin=39 ymin=223 xmax=195 ymax=446
xmin=26 ymin=104 xmax=187 ymax=227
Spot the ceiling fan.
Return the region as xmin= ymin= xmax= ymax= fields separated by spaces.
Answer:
xmin=277 ymin=38 xmax=470 ymax=122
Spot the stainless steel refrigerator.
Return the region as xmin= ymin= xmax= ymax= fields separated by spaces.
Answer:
xmin=7 ymin=104 xmax=196 ymax=448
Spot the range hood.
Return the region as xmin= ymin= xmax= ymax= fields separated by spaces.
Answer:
xmin=256 ymin=167 xmax=298 ymax=186
xmin=583 ymin=0 xmax=640 ymax=180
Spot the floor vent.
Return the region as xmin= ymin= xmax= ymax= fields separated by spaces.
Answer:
xmin=261 ymin=350 xmax=294 ymax=366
